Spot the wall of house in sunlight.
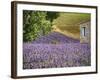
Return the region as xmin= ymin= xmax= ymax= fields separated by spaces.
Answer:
xmin=80 ymin=21 xmax=91 ymax=44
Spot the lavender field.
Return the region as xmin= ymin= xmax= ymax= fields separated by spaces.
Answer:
xmin=23 ymin=32 xmax=91 ymax=69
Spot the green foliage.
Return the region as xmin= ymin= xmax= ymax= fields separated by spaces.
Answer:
xmin=46 ymin=12 xmax=60 ymax=23
xmin=23 ymin=10 xmax=59 ymax=42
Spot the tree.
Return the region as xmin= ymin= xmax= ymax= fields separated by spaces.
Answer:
xmin=46 ymin=12 xmax=59 ymax=23
xmin=23 ymin=10 xmax=51 ymax=42
xmin=23 ymin=10 xmax=59 ymax=42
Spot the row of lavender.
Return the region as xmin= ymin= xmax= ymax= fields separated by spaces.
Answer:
xmin=23 ymin=32 xmax=91 ymax=69
xmin=32 ymin=32 xmax=79 ymax=44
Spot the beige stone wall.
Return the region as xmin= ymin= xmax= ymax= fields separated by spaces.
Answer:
xmin=80 ymin=21 xmax=91 ymax=43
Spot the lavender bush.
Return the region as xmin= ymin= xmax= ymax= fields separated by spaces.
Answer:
xmin=32 ymin=32 xmax=79 ymax=44
xmin=23 ymin=32 xmax=91 ymax=69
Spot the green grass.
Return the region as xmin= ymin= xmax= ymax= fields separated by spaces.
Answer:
xmin=52 ymin=12 xmax=90 ymax=39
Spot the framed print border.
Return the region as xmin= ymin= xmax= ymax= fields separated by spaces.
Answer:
xmin=11 ymin=1 xmax=98 ymax=79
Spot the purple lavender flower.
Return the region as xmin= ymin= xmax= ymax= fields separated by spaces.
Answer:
xmin=23 ymin=32 xmax=91 ymax=69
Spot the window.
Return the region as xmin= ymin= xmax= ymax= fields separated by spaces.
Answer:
xmin=81 ymin=27 xmax=86 ymax=37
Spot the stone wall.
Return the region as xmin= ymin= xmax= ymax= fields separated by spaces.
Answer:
xmin=80 ymin=21 xmax=91 ymax=43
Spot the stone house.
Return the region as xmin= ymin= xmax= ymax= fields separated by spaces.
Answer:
xmin=80 ymin=21 xmax=91 ymax=43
